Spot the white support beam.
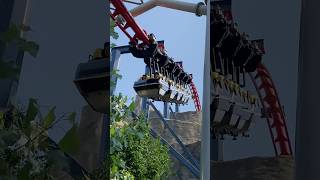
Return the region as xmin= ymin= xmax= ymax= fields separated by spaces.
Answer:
xmin=130 ymin=0 xmax=207 ymax=17
xmin=201 ymin=2 xmax=210 ymax=180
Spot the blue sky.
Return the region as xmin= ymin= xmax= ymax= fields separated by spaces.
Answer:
xmin=112 ymin=1 xmax=206 ymax=112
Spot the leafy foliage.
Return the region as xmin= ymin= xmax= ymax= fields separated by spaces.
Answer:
xmin=108 ymin=54 xmax=171 ymax=179
xmin=110 ymin=94 xmax=171 ymax=180
xmin=110 ymin=69 xmax=123 ymax=88
xmin=0 ymin=24 xmax=39 ymax=58
xmin=16 ymin=39 xmax=39 ymax=58
xmin=110 ymin=18 xmax=119 ymax=40
xmin=110 ymin=18 xmax=119 ymax=48
xmin=0 ymin=61 xmax=20 ymax=79
xmin=0 ymin=23 xmax=40 ymax=79
xmin=0 ymin=99 xmax=81 ymax=179
xmin=58 ymin=123 xmax=80 ymax=154
xmin=0 ymin=21 xmax=94 ymax=180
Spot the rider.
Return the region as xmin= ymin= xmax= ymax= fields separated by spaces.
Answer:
xmin=129 ymin=33 xmax=169 ymax=68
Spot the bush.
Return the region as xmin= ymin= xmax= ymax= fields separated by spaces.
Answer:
xmin=110 ymin=94 xmax=171 ymax=180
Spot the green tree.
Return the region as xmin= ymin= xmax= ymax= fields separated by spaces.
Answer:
xmin=109 ymin=94 xmax=171 ymax=180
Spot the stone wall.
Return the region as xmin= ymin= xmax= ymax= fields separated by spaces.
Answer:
xmin=211 ymin=156 xmax=294 ymax=180
xmin=148 ymin=110 xmax=202 ymax=180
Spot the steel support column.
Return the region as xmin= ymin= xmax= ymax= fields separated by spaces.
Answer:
xmin=110 ymin=46 xmax=130 ymax=94
xmin=164 ymin=102 xmax=169 ymax=119
xmin=295 ymin=0 xmax=320 ymax=179
xmin=201 ymin=1 xmax=211 ymax=179
xmin=175 ymin=104 xmax=180 ymax=112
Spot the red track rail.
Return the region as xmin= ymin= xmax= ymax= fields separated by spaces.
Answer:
xmin=110 ymin=0 xmax=201 ymax=112
xmin=189 ymin=82 xmax=201 ymax=111
xmin=211 ymin=0 xmax=291 ymax=156
xmin=178 ymin=63 xmax=201 ymax=112
xmin=249 ymin=63 xmax=293 ymax=156
xmin=110 ymin=0 xmax=149 ymax=45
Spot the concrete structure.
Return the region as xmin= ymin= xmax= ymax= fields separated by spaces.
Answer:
xmin=0 ymin=0 xmax=29 ymax=108
xmin=201 ymin=1 xmax=211 ymax=179
xmin=74 ymin=105 xmax=104 ymax=172
xmin=295 ymin=0 xmax=320 ymax=179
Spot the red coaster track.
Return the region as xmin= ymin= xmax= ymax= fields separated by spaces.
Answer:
xmin=210 ymin=0 xmax=292 ymax=156
xmin=110 ymin=0 xmax=201 ymax=111
xmin=250 ymin=63 xmax=293 ymax=155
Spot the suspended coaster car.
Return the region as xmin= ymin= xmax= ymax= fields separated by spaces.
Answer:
xmin=210 ymin=72 xmax=260 ymax=139
xmin=210 ymin=3 xmax=265 ymax=139
xmin=133 ymin=73 xmax=169 ymax=100
xmin=133 ymin=72 xmax=190 ymax=104
xmin=129 ymin=38 xmax=193 ymax=105
xmin=217 ymin=28 xmax=241 ymax=60
xmin=74 ymin=44 xmax=109 ymax=114
xmin=243 ymin=44 xmax=263 ymax=72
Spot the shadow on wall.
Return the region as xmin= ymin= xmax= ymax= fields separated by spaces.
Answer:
xmin=16 ymin=0 xmax=108 ymax=141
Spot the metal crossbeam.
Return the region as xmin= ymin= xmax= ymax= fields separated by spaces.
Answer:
xmin=148 ymin=101 xmax=200 ymax=169
xmin=124 ymin=0 xmax=144 ymax=5
xmin=150 ymin=129 xmax=200 ymax=178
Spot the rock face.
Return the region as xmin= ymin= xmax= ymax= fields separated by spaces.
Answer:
xmin=71 ymin=97 xmax=294 ymax=180
xmin=149 ymin=110 xmax=201 ymax=145
xmin=148 ymin=110 xmax=202 ymax=180
xmin=211 ymin=156 xmax=294 ymax=180
xmin=148 ymin=107 xmax=295 ymax=180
